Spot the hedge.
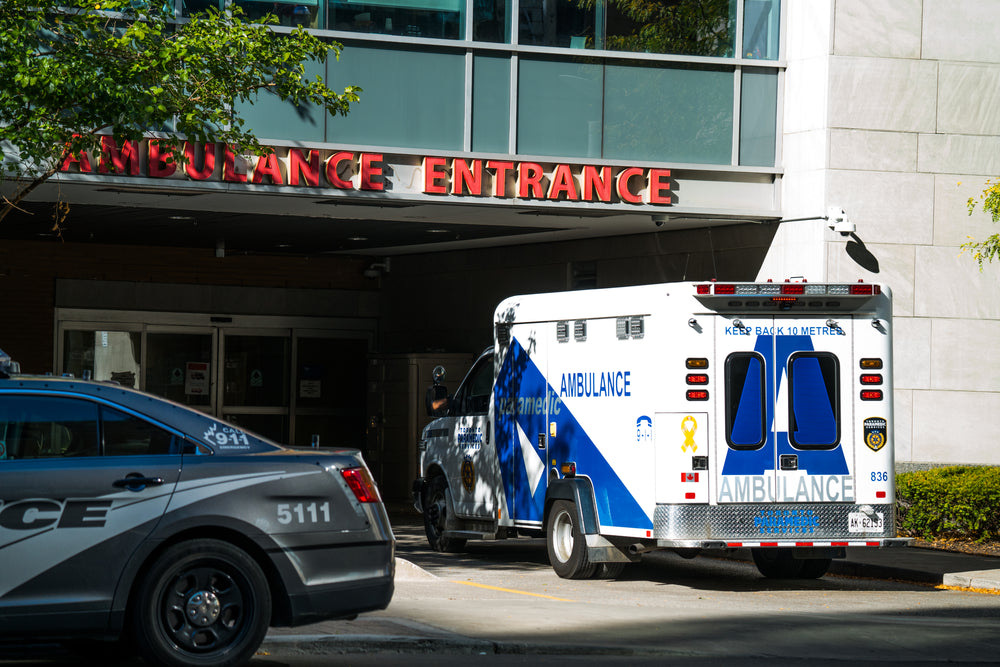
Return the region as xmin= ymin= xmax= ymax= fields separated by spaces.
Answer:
xmin=896 ymin=466 xmax=1000 ymax=542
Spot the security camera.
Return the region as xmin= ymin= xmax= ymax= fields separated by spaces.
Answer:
xmin=826 ymin=207 xmax=856 ymax=235
xmin=652 ymin=214 xmax=669 ymax=228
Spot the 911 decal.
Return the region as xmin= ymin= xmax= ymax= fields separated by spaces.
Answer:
xmin=277 ymin=502 xmax=332 ymax=525
xmin=204 ymin=423 xmax=251 ymax=450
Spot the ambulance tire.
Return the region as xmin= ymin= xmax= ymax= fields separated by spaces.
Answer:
xmin=594 ymin=562 xmax=627 ymax=579
xmin=546 ymin=500 xmax=596 ymax=579
xmin=751 ymin=547 xmax=804 ymax=579
xmin=423 ymin=475 xmax=467 ymax=553
xmin=797 ymin=557 xmax=832 ymax=579
xmin=132 ymin=538 xmax=271 ymax=667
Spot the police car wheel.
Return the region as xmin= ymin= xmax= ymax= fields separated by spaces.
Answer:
xmin=750 ymin=547 xmax=804 ymax=579
xmin=546 ymin=500 xmax=596 ymax=579
xmin=133 ymin=539 xmax=272 ymax=667
xmin=423 ymin=475 xmax=467 ymax=553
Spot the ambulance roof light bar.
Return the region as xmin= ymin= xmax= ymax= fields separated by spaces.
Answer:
xmin=696 ymin=281 xmax=880 ymax=297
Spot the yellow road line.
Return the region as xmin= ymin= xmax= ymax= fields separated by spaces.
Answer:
xmin=451 ymin=580 xmax=575 ymax=601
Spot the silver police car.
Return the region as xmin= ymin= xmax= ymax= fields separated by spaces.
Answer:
xmin=0 ymin=350 xmax=394 ymax=666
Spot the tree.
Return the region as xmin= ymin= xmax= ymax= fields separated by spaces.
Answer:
xmin=0 ymin=0 xmax=360 ymax=225
xmin=963 ymin=178 xmax=1000 ymax=270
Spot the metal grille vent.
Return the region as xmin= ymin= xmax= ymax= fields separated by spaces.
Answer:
xmin=556 ymin=321 xmax=569 ymax=343
xmin=573 ymin=320 xmax=587 ymax=342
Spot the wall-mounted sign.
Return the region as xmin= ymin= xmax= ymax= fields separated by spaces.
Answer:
xmin=59 ymin=138 xmax=673 ymax=207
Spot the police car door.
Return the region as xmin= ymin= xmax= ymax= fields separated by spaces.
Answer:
xmin=716 ymin=315 xmax=854 ymax=506
xmin=0 ymin=395 xmax=181 ymax=629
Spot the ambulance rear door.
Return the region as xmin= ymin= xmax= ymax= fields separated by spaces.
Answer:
xmin=716 ymin=314 xmax=855 ymax=506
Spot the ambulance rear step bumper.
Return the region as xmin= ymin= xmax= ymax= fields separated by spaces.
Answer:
xmin=655 ymin=537 xmax=913 ymax=549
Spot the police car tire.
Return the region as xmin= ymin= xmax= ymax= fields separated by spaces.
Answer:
xmin=132 ymin=539 xmax=272 ymax=667
xmin=546 ymin=500 xmax=596 ymax=579
xmin=423 ymin=475 xmax=467 ymax=553
xmin=750 ymin=547 xmax=804 ymax=579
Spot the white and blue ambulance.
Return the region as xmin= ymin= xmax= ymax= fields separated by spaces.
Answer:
xmin=413 ymin=280 xmax=909 ymax=579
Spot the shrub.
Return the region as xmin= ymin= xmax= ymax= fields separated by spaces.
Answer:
xmin=896 ymin=466 xmax=1000 ymax=542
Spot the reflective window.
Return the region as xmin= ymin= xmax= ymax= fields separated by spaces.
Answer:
xmin=604 ymin=0 xmax=736 ymax=56
xmin=739 ymin=67 xmax=777 ymax=167
xmin=328 ymin=43 xmax=465 ymax=150
xmin=742 ymin=0 xmax=780 ymax=60
xmin=103 ymin=408 xmax=179 ymax=456
xmin=234 ymin=0 xmax=320 ymax=27
xmin=329 ymin=0 xmax=463 ymax=38
xmin=474 ymin=0 xmax=510 ymax=41
xmin=788 ymin=353 xmax=840 ymax=449
xmin=473 ymin=55 xmax=511 ymax=152
xmin=181 ymin=0 xmax=222 ymax=17
xmin=604 ymin=62 xmax=733 ymax=164
xmin=518 ymin=0 xmax=593 ymax=48
xmin=454 ymin=356 xmax=494 ymax=415
xmin=726 ymin=352 xmax=766 ymax=449
xmin=0 ymin=396 xmax=100 ymax=459
xmin=146 ymin=333 xmax=213 ymax=408
xmin=517 ymin=58 xmax=603 ymax=158
xmin=236 ymin=57 xmax=327 ymax=143
xmin=63 ymin=330 xmax=141 ymax=388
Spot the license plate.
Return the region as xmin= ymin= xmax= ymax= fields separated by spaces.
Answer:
xmin=847 ymin=511 xmax=884 ymax=533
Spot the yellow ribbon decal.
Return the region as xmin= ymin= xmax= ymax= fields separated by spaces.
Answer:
xmin=681 ymin=415 xmax=698 ymax=452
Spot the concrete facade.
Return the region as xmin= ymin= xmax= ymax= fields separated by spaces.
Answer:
xmin=767 ymin=0 xmax=1000 ymax=465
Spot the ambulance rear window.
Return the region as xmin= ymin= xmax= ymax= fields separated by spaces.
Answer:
xmin=787 ymin=352 xmax=840 ymax=449
xmin=725 ymin=352 xmax=766 ymax=450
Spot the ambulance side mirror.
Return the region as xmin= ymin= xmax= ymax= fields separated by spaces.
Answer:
xmin=426 ymin=385 xmax=450 ymax=417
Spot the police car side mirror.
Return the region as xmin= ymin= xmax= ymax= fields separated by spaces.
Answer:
xmin=426 ymin=385 xmax=449 ymax=417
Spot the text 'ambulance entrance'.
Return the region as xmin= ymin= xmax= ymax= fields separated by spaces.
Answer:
xmin=716 ymin=315 xmax=855 ymax=506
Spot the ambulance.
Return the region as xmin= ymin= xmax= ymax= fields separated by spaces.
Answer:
xmin=413 ymin=280 xmax=908 ymax=579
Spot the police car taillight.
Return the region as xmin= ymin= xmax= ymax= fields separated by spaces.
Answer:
xmin=341 ymin=467 xmax=381 ymax=503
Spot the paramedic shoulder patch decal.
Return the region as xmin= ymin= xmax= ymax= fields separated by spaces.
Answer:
xmin=864 ymin=417 xmax=887 ymax=452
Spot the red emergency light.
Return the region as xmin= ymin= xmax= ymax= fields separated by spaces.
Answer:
xmin=860 ymin=389 xmax=883 ymax=401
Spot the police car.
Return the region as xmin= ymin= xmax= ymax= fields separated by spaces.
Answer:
xmin=0 ymin=350 xmax=394 ymax=667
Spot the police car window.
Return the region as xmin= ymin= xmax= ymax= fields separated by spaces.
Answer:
xmin=102 ymin=407 xmax=179 ymax=456
xmin=725 ymin=352 xmax=766 ymax=450
xmin=787 ymin=352 xmax=840 ymax=449
xmin=457 ymin=358 xmax=493 ymax=415
xmin=0 ymin=396 xmax=100 ymax=459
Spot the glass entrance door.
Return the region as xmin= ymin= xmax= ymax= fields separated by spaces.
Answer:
xmin=146 ymin=329 xmax=215 ymax=412
xmin=219 ymin=330 xmax=290 ymax=444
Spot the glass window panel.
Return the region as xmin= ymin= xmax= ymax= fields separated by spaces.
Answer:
xmin=328 ymin=44 xmax=465 ymax=150
xmin=224 ymin=335 xmax=290 ymax=407
xmin=233 ymin=0 xmax=320 ymax=27
xmin=743 ymin=0 xmax=780 ymax=60
xmin=146 ymin=333 xmax=213 ymax=408
xmin=473 ymin=55 xmax=510 ymax=153
xmin=0 ymin=396 xmax=100 ymax=459
xmin=181 ymin=0 xmax=222 ymax=17
xmin=788 ymin=353 xmax=840 ymax=449
xmin=235 ymin=58 xmax=326 ymax=143
xmin=604 ymin=62 xmax=733 ymax=164
xmin=604 ymin=0 xmax=736 ymax=56
xmin=329 ymin=0 xmax=463 ymax=38
xmin=739 ymin=67 xmax=777 ymax=167
xmin=223 ymin=413 xmax=288 ymax=445
xmin=517 ymin=58 xmax=602 ymax=158
xmin=474 ymin=0 xmax=510 ymax=41
xmin=103 ymin=407 xmax=178 ymax=456
xmin=726 ymin=353 xmax=766 ymax=449
xmin=518 ymin=0 xmax=593 ymax=48
xmin=63 ymin=330 xmax=141 ymax=388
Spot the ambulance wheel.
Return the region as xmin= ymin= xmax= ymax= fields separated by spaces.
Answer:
xmin=546 ymin=500 xmax=596 ymax=579
xmin=751 ymin=547 xmax=804 ymax=579
xmin=132 ymin=539 xmax=271 ymax=667
xmin=423 ymin=475 xmax=467 ymax=553
xmin=594 ymin=562 xmax=627 ymax=579
xmin=797 ymin=557 xmax=832 ymax=579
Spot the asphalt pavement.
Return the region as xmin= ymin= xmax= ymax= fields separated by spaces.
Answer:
xmin=260 ymin=510 xmax=1000 ymax=658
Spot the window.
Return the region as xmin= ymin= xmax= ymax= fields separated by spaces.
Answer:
xmin=725 ymin=352 xmax=766 ymax=449
xmin=329 ymin=0 xmax=464 ymax=38
xmin=0 ymin=396 xmax=180 ymax=460
xmin=454 ymin=356 xmax=494 ymax=415
xmin=787 ymin=352 xmax=840 ymax=449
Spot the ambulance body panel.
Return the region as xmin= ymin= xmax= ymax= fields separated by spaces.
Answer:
xmin=415 ymin=281 xmax=907 ymax=578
